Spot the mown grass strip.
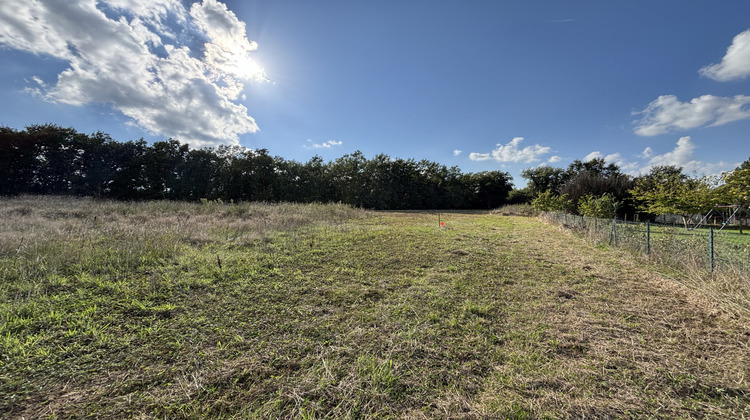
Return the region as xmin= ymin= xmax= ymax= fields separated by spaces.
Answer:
xmin=1 ymin=197 xmax=748 ymax=418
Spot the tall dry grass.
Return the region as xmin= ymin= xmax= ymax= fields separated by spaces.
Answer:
xmin=540 ymin=211 xmax=750 ymax=316
xmin=0 ymin=195 xmax=368 ymax=286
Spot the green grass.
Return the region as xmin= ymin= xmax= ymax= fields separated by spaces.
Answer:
xmin=542 ymin=212 xmax=750 ymax=316
xmin=1 ymin=196 xmax=749 ymax=418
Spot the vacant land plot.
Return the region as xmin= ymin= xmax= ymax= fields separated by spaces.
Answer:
xmin=1 ymin=197 xmax=749 ymax=418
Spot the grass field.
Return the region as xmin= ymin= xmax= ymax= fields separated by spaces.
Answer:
xmin=2 ymin=197 xmax=749 ymax=418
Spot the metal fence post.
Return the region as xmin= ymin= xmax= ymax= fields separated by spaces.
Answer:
xmin=646 ymin=222 xmax=651 ymax=255
xmin=610 ymin=218 xmax=617 ymax=245
xmin=709 ymin=227 xmax=714 ymax=272
xmin=614 ymin=219 xmax=618 ymax=246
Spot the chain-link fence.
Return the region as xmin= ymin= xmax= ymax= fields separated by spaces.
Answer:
xmin=540 ymin=212 xmax=750 ymax=276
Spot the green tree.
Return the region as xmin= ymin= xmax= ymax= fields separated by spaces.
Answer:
xmin=507 ymin=187 xmax=533 ymax=204
xmin=719 ymin=166 xmax=750 ymax=232
xmin=142 ymin=139 xmax=189 ymax=199
xmin=24 ymin=124 xmax=81 ymax=195
xmin=577 ymin=193 xmax=617 ymax=219
xmin=560 ymin=158 xmax=633 ymax=215
xmin=0 ymin=125 xmax=39 ymax=195
xmin=174 ymin=148 xmax=223 ymax=201
xmin=473 ymin=171 xmax=514 ymax=209
xmin=629 ymin=168 xmax=715 ymax=228
xmin=521 ymin=166 xmax=566 ymax=196
xmin=531 ymin=190 xmax=572 ymax=212
xmin=328 ymin=151 xmax=368 ymax=206
xmin=722 ymin=168 xmax=750 ymax=205
xmin=108 ymin=139 xmax=150 ymax=200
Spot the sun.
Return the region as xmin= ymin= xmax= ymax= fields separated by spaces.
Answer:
xmin=232 ymin=54 xmax=269 ymax=83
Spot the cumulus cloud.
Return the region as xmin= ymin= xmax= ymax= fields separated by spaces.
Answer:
xmin=469 ymin=137 xmax=551 ymax=163
xmin=644 ymin=136 xmax=701 ymax=172
xmin=640 ymin=136 xmax=738 ymax=175
xmin=699 ymin=29 xmax=750 ymax=82
xmin=583 ymin=151 xmax=639 ymax=173
xmin=584 ymin=151 xmax=622 ymax=163
xmin=453 ymin=149 xmax=462 ymax=156
xmin=0 ymin=0 xmax=267 ymax=147
xmin=305 ymin=139 xmax=342 ymax=149
xmin=547 ymin=155 xmax=561 ymax=163
xmin=633 ymin=94 xmax=750 ymax=136
xmin=584 ymin=151 xmax=602 ymax=161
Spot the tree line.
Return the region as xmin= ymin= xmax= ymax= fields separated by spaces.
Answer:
xmin=4 ymin=124 xmax=747 ymax=219
xmin=0 ymin=124 xmax=513 ymax=209
xmin=520 ymin=156 xmax=750 ymax=228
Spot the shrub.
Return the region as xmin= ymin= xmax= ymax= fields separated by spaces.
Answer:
xmin=577 ymin=193 xmax=617 ymax=219
xmin=531 ymin=190 xmax=572 ymax=212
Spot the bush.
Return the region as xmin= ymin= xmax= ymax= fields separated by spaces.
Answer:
xmin=577 ymin=193 xmax=617 ymax=219
xmin=531 ymin=191 xmax=572 ymax=212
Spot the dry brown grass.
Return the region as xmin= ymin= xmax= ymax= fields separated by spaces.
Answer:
xmin=541 ymin=211 xmax=750 ymax=318
xmin=1 ymin=198 xmax=748 ymax=418
xmin=466 ymin=218 xmax=749 ymax=418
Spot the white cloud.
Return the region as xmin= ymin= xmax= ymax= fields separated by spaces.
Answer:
xmin=645 ymin=136 xmax=701 ymax=172
xmin=547 ymin=155 xmax=561 ymax=163
xmin=585 ymin=151 xmax=623 ymax=164
xmin=583 ymin=151 xmax=639 ymax=173
xmin=0 ymin=0 xmax=267 ymax=148
xmin=469 ymin=137 xmax=551 ymax=163
xmin=104 ymin=0 xmax=185 ymax=22
xmin=633 ymin=94 xmax=750 ymax=136
xmin=469 ymin=152 xmax=490 ymax=161
xmin=453 ymin=149 xmax=462 ymax=156
xmin=584 ymin=151 xmax=602 ymax=161
xmin=305 ymin=140 xmax=342 ymax=149
xmin=190 ymin=0 xmax=268 ymax=85
xmin=605 ymin=153 xmax=622 ymax=163
xmin=640 ymin=136 xmax=739 ymax=175
xmin=699 ymin=29 xmax=750 ymax=82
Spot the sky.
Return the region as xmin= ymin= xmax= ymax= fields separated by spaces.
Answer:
xmin=2 ymin=1 xmax=750 ymax=188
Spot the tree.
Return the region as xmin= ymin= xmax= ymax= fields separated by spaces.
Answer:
xmin=414 ymin=160 xmax=453 ymax=209
xmin=328 ymin=151 xmax=368 ymax=206
xmin=507 ymin=187 xmax=533 ymax=205
xmin=722 ymin=168 xmax=750 ymax=205
xmin=174 ymin=148 xmax=222 ymax=201
xmin=719 ymin=166 xmax=750 ymax=232
xmin=1 ymin=124 xmax=525 ymax=209
xmin=300 ymin=156 xmax=332 ymax=203
xmin=521 ymin=166 xmax=566 ymax=196
xmin=0 ymin=125 xmax=38 ymax=195
xmin=142 ymin=139 xmax=189 ymax=199
xmin=108 ymin=139 xmax=150 ymax=200
xmin=24 ymin=124 xmax=81 ymax=195
xmin=531 ymin=190 xmax=572 ymax=212
xmin=560 ymin=158 xmax=633 ymax=215
xmin=578 ymin=193 xmax=617 ymax=219
xmin=521 ymin=158 xmax=633 ymax=216
xmin=68 ymin=131 xmax=121 ymax=197
xmin=629 ymin=167 xmax=715 ymax=228
xmin=469 ymin=171 xmax=514 ymax=209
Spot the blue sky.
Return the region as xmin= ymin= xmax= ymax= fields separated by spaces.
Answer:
xmin=2 ymin=1 xmax=750 ymax=187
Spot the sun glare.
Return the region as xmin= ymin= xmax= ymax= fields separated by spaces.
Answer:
xmin=234 ymin=55 xmax=269 ymax=83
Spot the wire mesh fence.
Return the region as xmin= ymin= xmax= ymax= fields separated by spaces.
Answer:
xmin=540 ymin=212 xmax=750 ymax=276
